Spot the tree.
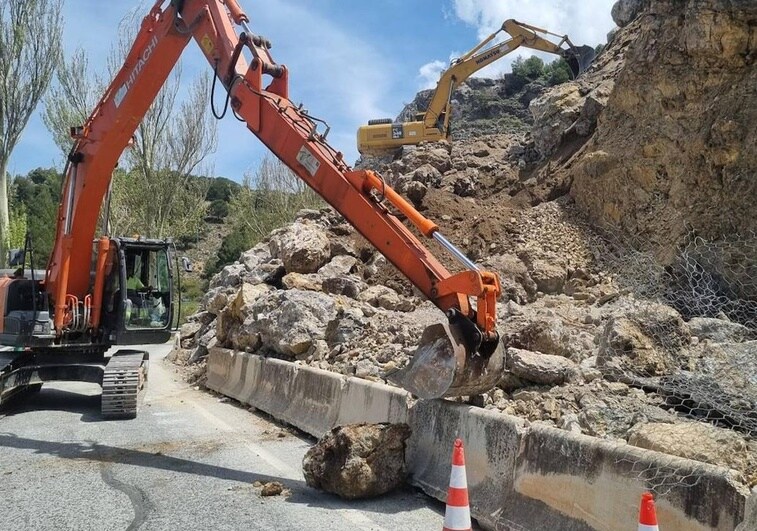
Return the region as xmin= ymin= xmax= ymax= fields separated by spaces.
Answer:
xmin=111 ymin=72 xmax=216 ymax=240
xmin=0 ymin=0 xmax=62 ymax=265
xmin=9 ymin=167 xmax=62 ymax=268
xmin=229 ymin=155 xmax=322 ymax=241
xmin=208 ymin=199 xmax=229 ymax=220
xmin=205 ymin=155 xmax=323 ymax=278
xmin=42 ymin=7 xmax=217 ymax=243
xmin=511 ymin=56 xmax=545 ymax=81
xmin=206 ymin=177 xmax=240 ymax=202
xmin=42 ymin=48 xmax=104 ymax=156
xmin=542 ymin=58 xmax=572 ymax=86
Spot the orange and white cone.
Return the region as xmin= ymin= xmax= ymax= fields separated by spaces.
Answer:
xmin=638 ymin=492 xmax=660 ymax=531
xmin=443 ymin=438 xmax=472 ymax=531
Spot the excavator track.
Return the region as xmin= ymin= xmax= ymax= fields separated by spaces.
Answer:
xmin=101 ymin=350 xmax=148 ymax=419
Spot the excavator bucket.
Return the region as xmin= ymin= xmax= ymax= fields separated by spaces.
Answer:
xmin=563 ymin=45 xmax=597 ymax=78
xmin=389 ymin=318 xmax=505 ymax=399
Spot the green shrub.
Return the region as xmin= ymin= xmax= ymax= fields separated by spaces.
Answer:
xmin=180 ymin=277 xmax=204 ymax=301
xmin=205 ymin=177 xmax=240 ymax=202
xmin=203 ymin=228 xmax=252 ymax=279
xmin=512 ymin=56 xmax=545 ymax=81
xmin=208 ymin=199 xmax=229 ymax=219
xmin=178 ymin=301 xmax=199 ymax=325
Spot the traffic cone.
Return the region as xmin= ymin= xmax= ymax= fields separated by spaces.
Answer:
xmin=443 ymin=438 xmax=472 ymax=531
xmin=638 ymin=492 xmax=660 ymax=531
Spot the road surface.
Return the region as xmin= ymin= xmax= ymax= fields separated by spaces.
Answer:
xmin=0 ymin=342 xmax=448 ymax=531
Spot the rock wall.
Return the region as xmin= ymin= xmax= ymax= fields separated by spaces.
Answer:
xmin=568 ymin=0 xmax=756 ymax=256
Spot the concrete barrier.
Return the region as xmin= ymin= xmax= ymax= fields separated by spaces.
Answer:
xmin=207 ymin=348 xmax=408 ymax=436
xmin=735 ymin=488 xmax=757 ymax=531
xmin=206 ymin=347 xmax=750 ymax=530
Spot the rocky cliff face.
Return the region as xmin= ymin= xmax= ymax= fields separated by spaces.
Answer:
xmin=568 ymin=0 xmax=756 ymax=259
xmin=396 ymin=76 xmax=546 ymax=140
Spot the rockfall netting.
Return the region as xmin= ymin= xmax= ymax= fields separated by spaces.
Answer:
xmin=593 ymin=230 xmax=756 ymax=492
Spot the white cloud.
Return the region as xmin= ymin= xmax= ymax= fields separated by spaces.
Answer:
xmin=450 ymin=0 xmax=616 ymax=78
xmin=418 ymin=60 xmax=447 ymax=90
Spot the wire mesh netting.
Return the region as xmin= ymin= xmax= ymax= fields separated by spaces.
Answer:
xmin=591 ymin=230 xmax=756 ymax=493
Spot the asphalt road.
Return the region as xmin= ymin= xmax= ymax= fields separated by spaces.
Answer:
xmin=0 ymin=342 xmax=447 ymax=531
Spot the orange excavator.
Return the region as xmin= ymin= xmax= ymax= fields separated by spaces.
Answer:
xmin=0 ymin=0 xmax=504 ymax=417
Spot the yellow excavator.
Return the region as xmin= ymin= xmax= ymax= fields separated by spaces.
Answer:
xmin=357 ymin=19 xmax=596 ymax=154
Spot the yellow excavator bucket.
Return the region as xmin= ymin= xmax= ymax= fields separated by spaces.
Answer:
xmin=563 ymin=45 xmax=597 ymax=78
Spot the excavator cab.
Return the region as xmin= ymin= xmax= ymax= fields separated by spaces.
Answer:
xmin=0 ymin=237 xmax=179 ymax=414
xmin=0 ymin=238 xmax=176 ymax=349
xmin=101 ymin=238 xmax=176 ymax=346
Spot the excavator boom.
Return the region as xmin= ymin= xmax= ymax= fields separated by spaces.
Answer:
xmin=357 ymin=18 xmax=596 ymax=154
xmin=176 ymin=0 xmax=505 ymax=397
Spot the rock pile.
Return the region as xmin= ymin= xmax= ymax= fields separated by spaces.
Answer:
xmin=178 ymin=192 xmax=755 ymax=486
xmin=176 ymin=0 xmax=756 ymax=489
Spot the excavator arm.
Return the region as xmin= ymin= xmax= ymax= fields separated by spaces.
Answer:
xmin=357 ymin=19 xmax=596 ymax=154
xmin=45 ymin=0 xmax=506 ymax=399
xmin=424 ymin=19 xmax=595 ymax=134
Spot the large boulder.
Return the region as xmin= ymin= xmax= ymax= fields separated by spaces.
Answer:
xmin=325 ymin=309 xmax=368 ymax=347
xmin=401 ymin=145 xmax=452 ymax=174
xmin=209 ymin=262 xmax=245 ymax=289
xmin=597 ymin=304 xmax=691 ymax=379
xmin=506 ymin=347 xmax=578 ymax=385
xmin=281 ymin=272 xmax=322 ymax=292
xmin=318 ymin=255 xmax=359 ymax=278
xmin=240 ymin=242 xmax=273 ymax=272
xmin=627 ymin=421 xmax=755 ymax=482
xmin=226 ymin=289 xmax=337 ymax=357
xmin=528 ymin=259 xmax=567 ymax=295
xmin=507 ymin=317 xmax=589 ymax=361
xmin=216 ymin=283 xmax=273 ymax=347
xmin=687 ymin=317 xmax=756 ymax=343
xmin=322 ymin=276 xmax=366 ymax=299
xmin=269 ymin=222 xmax=331 ymax=274
xmin=694 ymin=340 xmax=757 ymax=399
xmin=484 ymin=253 xmax=537 ymax=304
xmin=530 ymin=83 xmax=583 ymax=157
xmin=409 ymin=163 xmax=443 ymax=187
xmin=611 ymin=0 xmax=647 ymax=27
xmin=358 ymin=285 xmax=415 ymax=312
xmin=202 ymin=287 xmax=234 ymax=315
xmin=405 ymin=180 xmax=428 ymax=206
xmin=302 ymin=423 xmax=411 ymax=499
xmin=179 ymin=321 xmax=202 ymax=344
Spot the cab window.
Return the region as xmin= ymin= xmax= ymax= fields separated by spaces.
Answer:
xmin=124 ymin=247 xmax=171 ymax=329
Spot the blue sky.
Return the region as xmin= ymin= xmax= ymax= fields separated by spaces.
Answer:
xmin=9 ymin=0 xmax=615 ymax=181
